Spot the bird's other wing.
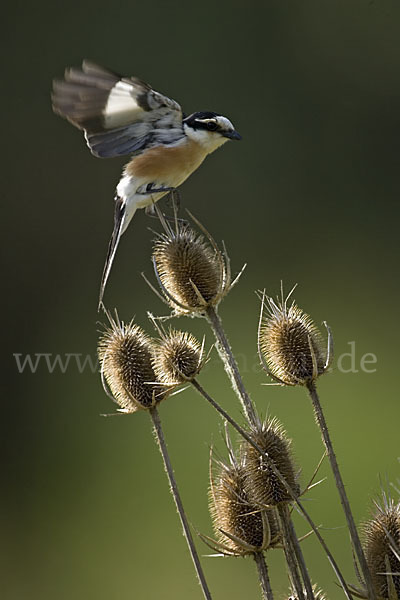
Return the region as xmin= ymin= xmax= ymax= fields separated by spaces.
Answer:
xmin=52 ymin=60 xmax=185 ymax=158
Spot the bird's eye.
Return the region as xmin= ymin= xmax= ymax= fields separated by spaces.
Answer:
xmin=207 ymin=121 xmax=218 ymax=131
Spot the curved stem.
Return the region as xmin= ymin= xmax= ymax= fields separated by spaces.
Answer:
xmin=191 ymin=378 xmax=354 ymax=600
xmin=307 ymin=382 xmax=375 ymax=600
xmin=254 ymin=551 xmax=274 ymax=600
xmin=149 ymin=407 xmax=213 ymax=600
xmin=205 ymin=305 xmax=258 ymax=427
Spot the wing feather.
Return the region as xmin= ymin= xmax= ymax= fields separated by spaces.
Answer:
xmin=86 ymin=128 xmax=152 ymax=158
xmin=52 ymin=60 xmax=184 ymax=158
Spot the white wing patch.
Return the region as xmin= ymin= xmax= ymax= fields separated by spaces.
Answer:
xmin=104 ymin=81 xmax=144 ymax=129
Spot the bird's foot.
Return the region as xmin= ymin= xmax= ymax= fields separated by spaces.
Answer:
xmin=139 ymin=183 xmax=176 ymax=195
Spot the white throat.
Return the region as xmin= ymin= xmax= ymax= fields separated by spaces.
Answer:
xmin=183 ymin=123 xmax=228 ymax=154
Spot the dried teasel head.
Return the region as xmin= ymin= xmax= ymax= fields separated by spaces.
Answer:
xmin=361 ymin=494 xmax=400 ymax=599
xmin=242 ymin=416 xmax=299 ymax=507
xmin=152 ymin=327 xmax=206 ymax=385
xmin=207 ymin=443 xmax=281 ymax=556
xmin=98 ymin=312 xmax=166 ymax=413
xmin=258 ymin=286 xmax=332 ymax=386
xmin=151 ymin=213 xmax=235 ymax=315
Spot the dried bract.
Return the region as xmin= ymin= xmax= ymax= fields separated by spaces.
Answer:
xmin=259 ymin=290 xmax=327 ymax=386
xmin=152 ymin=219 xmax=230 ymax=315
xmin=363 ymin=496 xmax=400 ymax=599
xmin=287 ymin=584 xmax=327 ymax=599
xmin=98 ymin=314 xmax=165 ymax=412
xmin=242 ymin=417 xmax=298 ymax=507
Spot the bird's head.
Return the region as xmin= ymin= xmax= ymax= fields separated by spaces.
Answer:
xmin=183 ymin=111 xmax=241 ymax=152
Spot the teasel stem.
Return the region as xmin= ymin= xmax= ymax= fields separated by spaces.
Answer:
xmin=254 ymin=551 xmax=274 ymax=600
xmin=288 ymin=517 xmax=316 ymax=599
xmin=279 ymin=503 xmax=317 ymax=600
xmin=149 ymin=406 xmax=213 ymax=600
xmin=288 ymin=518 xmax=314 ymax=600
xmin=191 ymin=378 xmax=354 ymax=600
xmin=277 ymin=504 xmax=306 ymax=600
xmin=307 ymin=381 xmax=375 ymax=600
xmin=205 ymin=305 xmax=258 ymax=427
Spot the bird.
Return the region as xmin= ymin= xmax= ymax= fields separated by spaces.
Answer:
xmin=51 ymin=60 xmax=241 ymax=308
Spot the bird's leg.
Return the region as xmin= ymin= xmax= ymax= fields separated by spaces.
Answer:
xmin=143 ymin=186 xmax=187 ymax=225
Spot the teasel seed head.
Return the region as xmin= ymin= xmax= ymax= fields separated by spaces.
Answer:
xmin=362 ymin=495 xmax=400 ymax=598
xmin=98 ymin=312 xmax=165 ymax=413
xmin=153 ymin=328 xmax=205 ymax=385
xmin=151 ymin=214 xmax=234 ymax=315
xmin=242 ymin=417 xmax=299 ymax=507
xmin=258 ymin=286 xmax=330 ymax=386
xmin=208 ymin=446 xmax=281 ymax=556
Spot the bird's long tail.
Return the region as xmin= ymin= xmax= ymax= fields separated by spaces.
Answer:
xmin=98 ymin=196 xmax=133 ymax=310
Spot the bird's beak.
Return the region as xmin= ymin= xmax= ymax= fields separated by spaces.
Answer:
xmin=223 ymin=130 xmax=242 ymax=140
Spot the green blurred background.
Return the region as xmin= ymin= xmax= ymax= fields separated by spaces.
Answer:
xmin=4 ymin=1 xmax=400 ymax=598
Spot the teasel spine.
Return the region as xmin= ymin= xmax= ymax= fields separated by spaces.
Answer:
xmin=286 ymin=583 xmax=328 ymax=599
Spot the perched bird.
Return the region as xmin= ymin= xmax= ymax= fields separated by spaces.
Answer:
xmin=51 ymin=60 xmax=241 ymax=307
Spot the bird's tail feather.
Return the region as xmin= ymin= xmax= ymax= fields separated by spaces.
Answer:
xmin=98 ymin=196 xmax=132 ymax=310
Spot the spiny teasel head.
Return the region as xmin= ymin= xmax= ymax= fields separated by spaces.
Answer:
xmin=287 ymin=584 xmax=327 ymax=599
xmin=208 ymin=447 xmax=281 ymax=556
xmin=258 ymin=287 xmax=329 ymax=386
xmin=152 ymin=215 xmax=232 ymax=315
xmin=362 ymin=494 xmax=400 ymax=598
xmin=242 ymin=416 xmax=298 ymax=507
xmin=152 ymin=328 xmax=205 ymax=385
xmin=98 ymin=313 xmax=166 ymax=413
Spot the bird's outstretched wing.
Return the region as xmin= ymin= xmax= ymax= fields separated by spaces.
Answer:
xmin=52 ymin=60 xmax=184 ymax=158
